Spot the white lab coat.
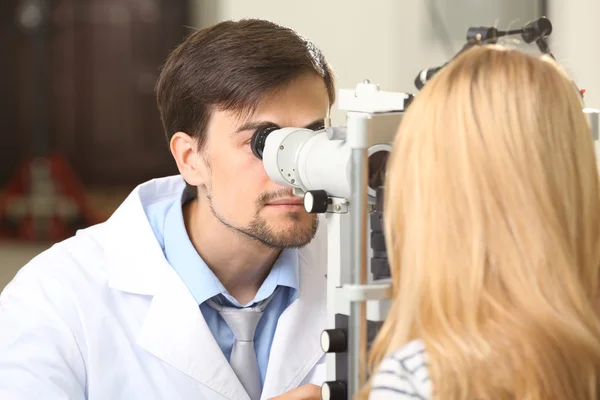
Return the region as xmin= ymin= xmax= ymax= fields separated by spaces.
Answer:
xmin=0 ymin=176 xmax=328 ymax=400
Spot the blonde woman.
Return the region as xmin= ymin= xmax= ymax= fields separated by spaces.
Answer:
xmin=363 ymin=45 xmax=600 ymax=400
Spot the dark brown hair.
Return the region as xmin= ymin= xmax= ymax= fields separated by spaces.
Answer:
xmin=155 ymin=19 xmax=336 ymax=150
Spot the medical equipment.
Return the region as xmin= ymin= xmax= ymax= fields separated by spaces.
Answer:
xmin=251 ymin=16 xmax=599 ymax=400
xmin=252 ymin=81 xmax=406 ymax=400
xmin=415 ymin=16 xmax=554 ymax=90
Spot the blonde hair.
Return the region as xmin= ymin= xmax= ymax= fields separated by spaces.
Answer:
xmin=363 ymin=45 xmax=600 ymax=399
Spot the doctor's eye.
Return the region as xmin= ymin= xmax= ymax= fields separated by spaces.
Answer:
xmin=244 ymin=125 xmax=278 ymax=146
xmin=306 ymin=122 xmax=325 ymax=131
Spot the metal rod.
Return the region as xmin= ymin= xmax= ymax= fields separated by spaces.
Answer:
xmin=348 ymin=114 xmax=369 ymax=399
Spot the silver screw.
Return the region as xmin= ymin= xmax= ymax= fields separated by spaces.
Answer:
xmin=280 ymin=145 xmax=284 ymax=150
xmin=334 ymin=204 xmax=341 ymax=212
xmin=291 ymin=179 xmax=295 ymax=184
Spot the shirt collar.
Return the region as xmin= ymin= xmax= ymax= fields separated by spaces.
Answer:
xmin=163 ymin=189 xmax=300 ymax=308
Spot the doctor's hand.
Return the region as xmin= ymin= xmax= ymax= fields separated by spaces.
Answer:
xmin=268 ymin=384 xmax=321 ymax=400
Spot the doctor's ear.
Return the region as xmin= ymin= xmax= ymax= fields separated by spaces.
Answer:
xmin=170 ymin=132 xmax=210 ymax=186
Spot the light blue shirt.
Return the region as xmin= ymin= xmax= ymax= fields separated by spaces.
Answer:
xmin=145 ymin=187 xmax=300 ymax=388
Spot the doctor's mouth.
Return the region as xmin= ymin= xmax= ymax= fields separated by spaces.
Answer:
xmin=264 ymin=197 xmax=305 ymax=212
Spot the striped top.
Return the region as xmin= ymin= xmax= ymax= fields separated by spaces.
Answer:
xmin=369 ymin=340 xmax=431 ymax=400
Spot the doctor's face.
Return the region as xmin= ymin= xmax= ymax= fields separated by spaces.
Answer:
xmin=199 ymin=73 xmax=330 ymax=249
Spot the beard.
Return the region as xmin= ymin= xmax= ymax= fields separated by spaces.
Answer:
xmin=206 ymin=188 xmax=319 ymax=249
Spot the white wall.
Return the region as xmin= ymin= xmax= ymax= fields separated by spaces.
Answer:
xmin=190 ymin=0 xmax=543 ymax=125
xmin=548 ymin=0 xmax=600 ymax=156
xmin=549 ymin=0 xmax=600 ymax=110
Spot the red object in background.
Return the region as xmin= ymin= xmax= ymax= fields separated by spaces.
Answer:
xmin=0 ymin=153 xmax=103 ymax=242
xmin=581 ymin=88 xmax=587 ymax=96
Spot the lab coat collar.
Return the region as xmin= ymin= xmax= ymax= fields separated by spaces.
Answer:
xmin=100 ymin=175 xmax=252 ymax=398
xmin=99 ymin=175 xmax=327 ymax=399
xmin=102 ymin=176 xmax=186 ymax=296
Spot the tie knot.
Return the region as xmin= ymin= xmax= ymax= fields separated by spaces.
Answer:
xmin=205 ymin=287 xmax=280 ymax=342
xmin=219 ymin=309 xmax=263 ymax=341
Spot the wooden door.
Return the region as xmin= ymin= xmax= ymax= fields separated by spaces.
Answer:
xmin=0 ymin=1 xmax=25 ymax=185
xmin=2 ymin=0 xmax=189 ymax=187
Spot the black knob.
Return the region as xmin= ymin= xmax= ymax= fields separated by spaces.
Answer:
xmin=466 ymin=26 xmax=499 ymax=42
xmin=522 ymin=17 xmax=552 ymax=44
xmin=321 ymin=381 xmax=347 ymax=400
xmin=304 ymin=190 xmax=330 ymax=214
xmin=320 ymin=329 xmax=347 ymax=353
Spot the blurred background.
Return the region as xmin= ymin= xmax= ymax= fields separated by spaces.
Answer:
xmin=0 ymin=0 xmax=596 ymax=290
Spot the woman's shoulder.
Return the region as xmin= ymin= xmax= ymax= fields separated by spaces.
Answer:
xmin=369 ymin=339 xmax=431 ymax=399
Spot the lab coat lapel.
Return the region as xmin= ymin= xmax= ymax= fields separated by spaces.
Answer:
xmin=136 ymin=269 xmax=250 ymax=400
xmin=102 ymin=179 xmax=250 ymax=400
xmin=261 ymin=235 xmax=327 ymax=399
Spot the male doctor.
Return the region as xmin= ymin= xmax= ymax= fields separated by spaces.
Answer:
xmin=0 ymin=19 xmax=335 ymax=400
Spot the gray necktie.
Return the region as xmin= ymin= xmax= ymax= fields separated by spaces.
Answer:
xmin=206 ymin=289 xmax=279 ymax=400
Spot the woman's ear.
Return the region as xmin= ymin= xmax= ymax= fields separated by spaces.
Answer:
xmin=170 ymin=132 xmax=210 ymax=186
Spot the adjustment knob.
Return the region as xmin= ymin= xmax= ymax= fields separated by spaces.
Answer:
xmin=320 ymin=329 xmax=347 ymax=353
xmin=321 ymin=381 xmax=347 ymax=400
xmin=304 ymin=190 xmax=330 ymax=214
